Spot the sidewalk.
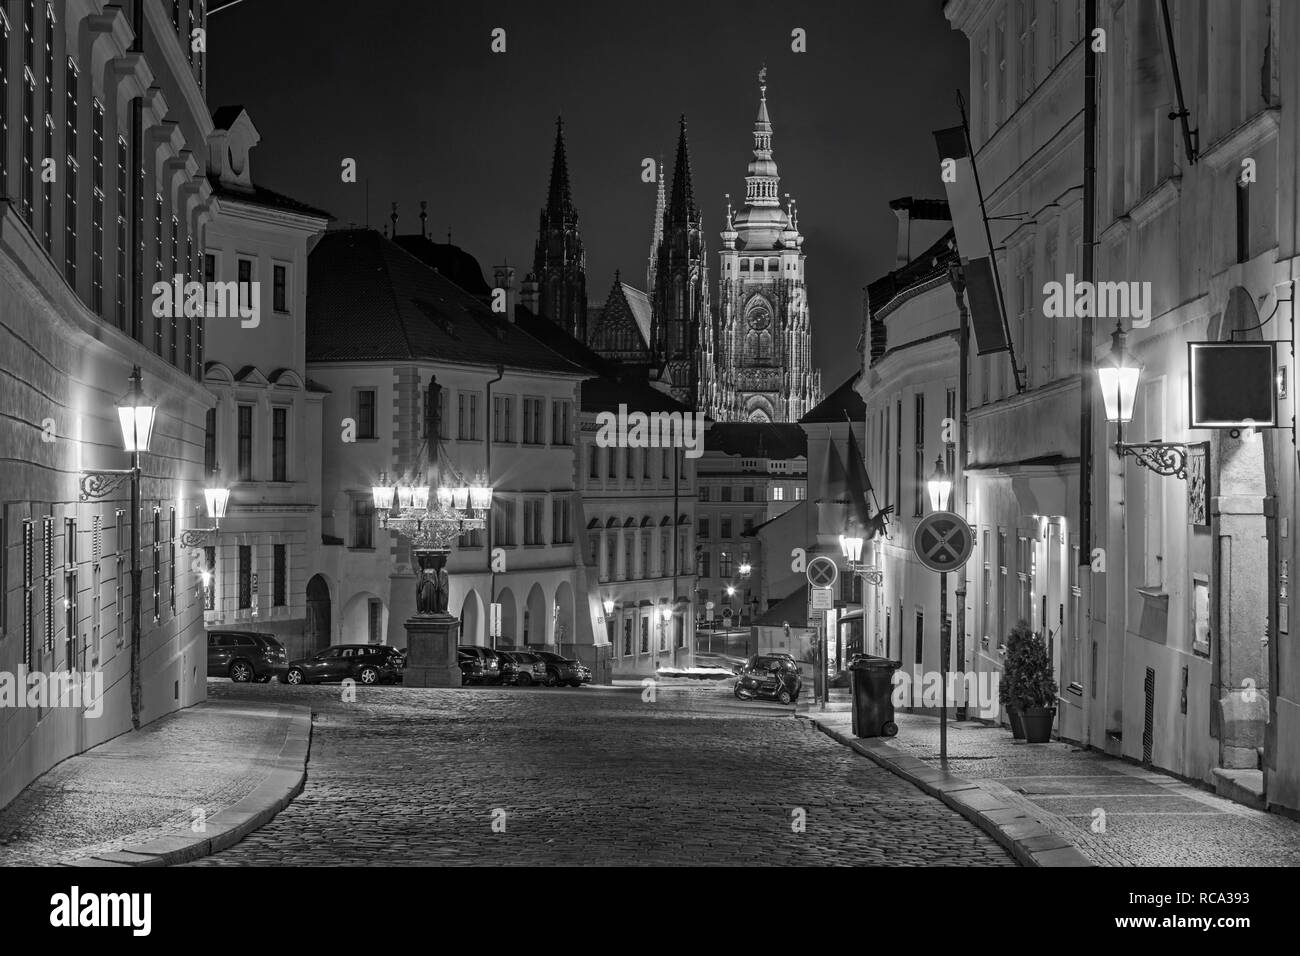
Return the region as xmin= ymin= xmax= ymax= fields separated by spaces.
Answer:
xmin=801 ymin=691 xmax=1300 ymax=866
xmin=0 ymin=699 xmax=310 ymax=866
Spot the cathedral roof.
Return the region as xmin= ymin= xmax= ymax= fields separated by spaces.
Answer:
xmin=306 ymin=229 xmax=585 ymax=375
xmin=621 ymin=284 xmax=653 ymax=345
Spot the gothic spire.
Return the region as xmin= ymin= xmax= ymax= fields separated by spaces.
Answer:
xmin=745 ymin=68 xmax=780 ymax=207
xmin=547 ymin=116 xmax=575 ymax=218
xmin=648 ymin=153 xmax=666 ymax=293
xmin=668 ymin=115 xmax=698 ymax=226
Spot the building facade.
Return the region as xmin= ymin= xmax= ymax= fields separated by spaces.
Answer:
xmin=1 ymin=0 xmax=214 ymax=808
xmin=199 ymin=107 xmax=330 ymax=662
xmin=705 ymin=70 xmax=822 ymax=423
xmin=306 ymin=230 xmax=599 ymax=673
xmin=695 ymin=424 xmax=806 ymax=630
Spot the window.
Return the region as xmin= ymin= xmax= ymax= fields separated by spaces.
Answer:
xmin=352 ymin=497 xmax=374 ymax=549
xmin=551 ymin=400 xmax=571 ymax=445
xmin=153 ymin=194 xmax=164 ymax=353
xmin=272 ymin=407 xmax=288 ymax=482
xmin=720 ymin=517 xmax=732 ymax=539
xmin=167 ymin=214 xmax=179 ymax=360
xmin=698 ymin=517 xmax=710 ymax=538
xmin=204 ymin=407 xmax=217 ymax=476
xmin=913 ymin=392 xmax=925 ymax=516
xmin=606 ymin=443 xmax=617 ymax=479
xmin=237 ymin=546 xmax=252 ymax=610
xmin=237 ymin=404 xmax=253 ymax=480
xmin=640 ymin=616 xmax=650 ymax=653
xmin=743 ymin=516 xmax=754 ymax=535
xmin=493 ymin=498 xmax=515 ymax=546
xmin=642 ymin=446 xmax=651 ymax=479
xmin=523 ymin=499 xmax=544 ymax=545
xmin=721 ymin=486 xmax=732 ymax=503
xmin=588 ymin=445 xmax=600 ymax=479
xmin=168 ymin=507 xmax=176 ymax=615
xmin=20 ymin=2 xmax=34 ymax=225
xmin=660 ymin=528 xmax=669 ymax=576
xmin=356 ymin=389 xmax=376 ymax=440
xmin=698 ymin=550 xmax=711 ymax=578
xmin=743 ymin=486 xmax=755 ymax=502
xmin=368 ymin=599 xmax=382 ymax=643
xmin=720 ymin=551 xmax=733 ymax=577
xmin=698 ymin=485 xmax=709 ymax=502
xmin=606 ymin=534 xmax=617 ymax=581
xmin=894 ymin=398 xmax=903 ymax=516
xmin=64 ymin=58 xmax=78 ymax=285
xmin=494 ymin=395 xmax=513 ymax=443
xmin=273 ymin=544 xmax=286 ymax=607
xmin=662 ymin=448 xmax=670 ymax=480
xmin=623 ymin=618 xmax=633 ymax=656
xmin=551 ymin=497 xmax=571 ymax=544
xmin=237 ymin=257 xmax=253 ymax=314
xmin=0 ymin=11 xmax=8 ymax=199
xmin=625 ymin=447 xmax=634 ymax=479
xmin=622 ymin=532 xmax=634 ymax=580
xmin=915 ymin=610 xmax=925 ymax=665
xmin=522 ymin=397 xmax=543 ymax=444
xmin=982 ymin=530 xmax=993 ymax=645
xmin=794 ymin=486 xmax=805 ymax=501
xmin=772 ymin=486 xmax=784 ymax=501
xmin=640 ymin=531 xmax=650 ymax=578
xmin=63 ymin=517 xmax=77 ymax=668
xmin=273 ymin=264 xmax=287 ymax=312
xmin=997 ymin=529 xmax=1008 ymax=648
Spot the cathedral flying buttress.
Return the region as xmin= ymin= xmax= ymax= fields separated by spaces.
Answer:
xmin=703 ymin=68 xmax=822 ymax=423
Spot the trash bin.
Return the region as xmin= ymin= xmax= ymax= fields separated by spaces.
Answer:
xmin=849 ymin=655 xmax=901 ymax=738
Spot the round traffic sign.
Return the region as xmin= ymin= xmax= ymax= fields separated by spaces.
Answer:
xmin=912 ymin=511 xmax=975 ymax=573
xmin=806 ymin=555 xmax=839 ymax=589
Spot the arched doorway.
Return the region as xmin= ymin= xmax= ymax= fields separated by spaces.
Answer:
xmin=495 ymin=587 xmax=517 ymax=647
xmin=460 ymin=590 xmax=484 ymax=646
xmin=1207 ymin=287 xmax=1276 ymax=775
xmin=524 ymin=583 xmax=548 ymax=647
xmin=305 ymin=575 xmax=331 ymax=652
xmin=554 ymin=581 xmax=576 ymax=654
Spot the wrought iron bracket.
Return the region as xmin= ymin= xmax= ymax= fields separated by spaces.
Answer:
xmin=80 ymin=468 xmax=135 ymax=501
xmin=1116 ymin=441 xmax=1189 ymax=480
xmin=850 ymin=564 xmax=884 ymax=585
xmin=179 ymin=528 xmax=218 ymax=548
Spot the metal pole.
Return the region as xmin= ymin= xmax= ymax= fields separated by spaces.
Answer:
xmin=129 ymin=447 xmax=142 ymax=729
xmin=940 ymin=570 xmax=949 ymax=763
xmin=950 ymin=263 xmax=970 ymax=720
xmin=1080 ymin=0 xmax=1097 ymax=572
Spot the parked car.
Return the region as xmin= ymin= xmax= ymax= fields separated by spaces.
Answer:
xmin=529 ymin=650 xmax=587 ymax=687
xmin=458 ymin=645 xmax=503 ymax=685
xmin=284 ymin=644 xmax=405 ymax=685
xmin=496 ymin=650 xmax=549 ymax=686
xmin=737 ymin=655 xmax=803 ymax=702
xmin=207 ymin=631 xmax=287 ymax=683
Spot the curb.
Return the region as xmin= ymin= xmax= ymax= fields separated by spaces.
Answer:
xmin=803 ymin=715 xmax=1094 ymax=867
xmin=66 ymin=704 xmax=312 ymax=867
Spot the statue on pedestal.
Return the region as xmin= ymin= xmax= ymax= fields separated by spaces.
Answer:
xmin=414 ymin=549 xmax=451 ymax=615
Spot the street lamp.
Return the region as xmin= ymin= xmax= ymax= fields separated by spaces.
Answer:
xmin=1098 ymin=324 xmax=1189 ymax=479
xmin=926 ymin=457 xmax=952 ymax=513
xmin=179 ymin=469 xmax=230 ymax=548
xmin=80 ymin=366 xmax=158 ymax=729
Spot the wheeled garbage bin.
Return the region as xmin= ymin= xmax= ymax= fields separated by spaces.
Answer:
xmin=849 ymin=655 xmax=901 ymax=738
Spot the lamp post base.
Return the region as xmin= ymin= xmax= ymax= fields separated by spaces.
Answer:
xmin=403 ymin=613 xmax=461 ymax=687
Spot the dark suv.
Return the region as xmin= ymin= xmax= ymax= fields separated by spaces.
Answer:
xmin=530 ymin=650 xmax=588 ymax=687
xmin=458 ymin=645 xmax=503 ymax=685
xmin=207 ymin=631 xmax=288 ymax=683
xmin=284 ymin=644 xmax=405 ymax=685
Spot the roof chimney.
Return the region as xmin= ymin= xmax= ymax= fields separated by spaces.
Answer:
xmin=390 ymin=202 xmax=398 ymax=237
xmin=419 ymin=200 xmax=428 ymax=238
xmin=891 ymin=198 xmax=912 ymax=267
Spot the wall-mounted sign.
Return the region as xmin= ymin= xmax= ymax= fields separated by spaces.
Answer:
xmin=1188 ymin=341 xmax=1278 ymax=429
xmin=1187 ymin=442 xmax=1210 ymax=527
xmin=810 ymin=587 xmax=834 ymax=611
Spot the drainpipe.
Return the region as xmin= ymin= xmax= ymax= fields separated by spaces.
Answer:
xmin=486 ymin=363 xmax=504 ymax=647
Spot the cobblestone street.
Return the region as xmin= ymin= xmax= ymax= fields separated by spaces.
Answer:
xmin=193 ymin=681 xmax=1014 ymax=866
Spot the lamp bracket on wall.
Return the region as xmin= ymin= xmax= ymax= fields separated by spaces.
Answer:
xmin=1115 ymin=440 xmax=1189 ymax=480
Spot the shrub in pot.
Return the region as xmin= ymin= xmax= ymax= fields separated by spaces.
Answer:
xmin=997 ymin=643 xmax=1026 ymax=739
xmin=1003 ymin=620 xmax=1057 ymax=743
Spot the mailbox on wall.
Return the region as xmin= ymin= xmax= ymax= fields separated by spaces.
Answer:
xmin=1188 ymin=341 xmax=1279 ymax=429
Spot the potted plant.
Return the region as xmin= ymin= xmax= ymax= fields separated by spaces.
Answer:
xmin=998 ymin=630 xmax=1026 ymax=739
xmin=1003 ymin=620 xmax=1058 ymax=743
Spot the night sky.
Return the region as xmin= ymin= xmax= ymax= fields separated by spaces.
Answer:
xmin=208 ymin=0 xmax=968 ymax=389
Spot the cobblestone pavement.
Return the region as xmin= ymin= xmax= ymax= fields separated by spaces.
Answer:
xmin=193 ymin=680 xmax=1015 ymax=866
xmin=0 ymin=700 xmax=292 ymax=866
xmin=807 ymin=696 xmax=1300 ymax=867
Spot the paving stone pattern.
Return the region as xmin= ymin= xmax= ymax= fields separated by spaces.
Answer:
xmin=193 ymin=681 xmax=1014 ymax=866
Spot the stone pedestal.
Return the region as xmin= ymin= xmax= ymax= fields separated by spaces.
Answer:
xmin=403 ymin=613 xmax=461 ymax=687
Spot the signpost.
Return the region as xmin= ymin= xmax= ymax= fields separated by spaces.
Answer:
xmin=912 ymin=511 xmax=974 ymax=762
xmin=806 ymin=556 xmax=839 ymax=707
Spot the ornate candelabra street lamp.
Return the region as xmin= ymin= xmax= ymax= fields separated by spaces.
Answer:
xmin=79 ymin=366 xmax=157 ymax=729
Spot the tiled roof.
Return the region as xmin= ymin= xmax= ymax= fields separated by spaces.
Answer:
xmin=753 ymin=588 xmax=808 ymax=627
xmin=392 ymin=234 xmax=492 ymax=297
xmin=305 ymin=229 xmax=587 ymax=375
xmin=207 ymin=178 xmax=332 ymax=221
xmin=704 ymin=422 xmax=807 ymax=460
xmin=622 ymin=284 xmax=653 ymax=345
xmin=865 ymin=228 xmax=957 ymax=316
xmin=799 ymin=372 xmax=865 ymax=424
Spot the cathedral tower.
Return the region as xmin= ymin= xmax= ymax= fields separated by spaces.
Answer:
xmin=650 ymin=117 xmax=710 ymax=409
xmin=705 ymin=69 xmax=822 ymax=422
xmin=528 ymin=117 xmax=587 ymax=339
